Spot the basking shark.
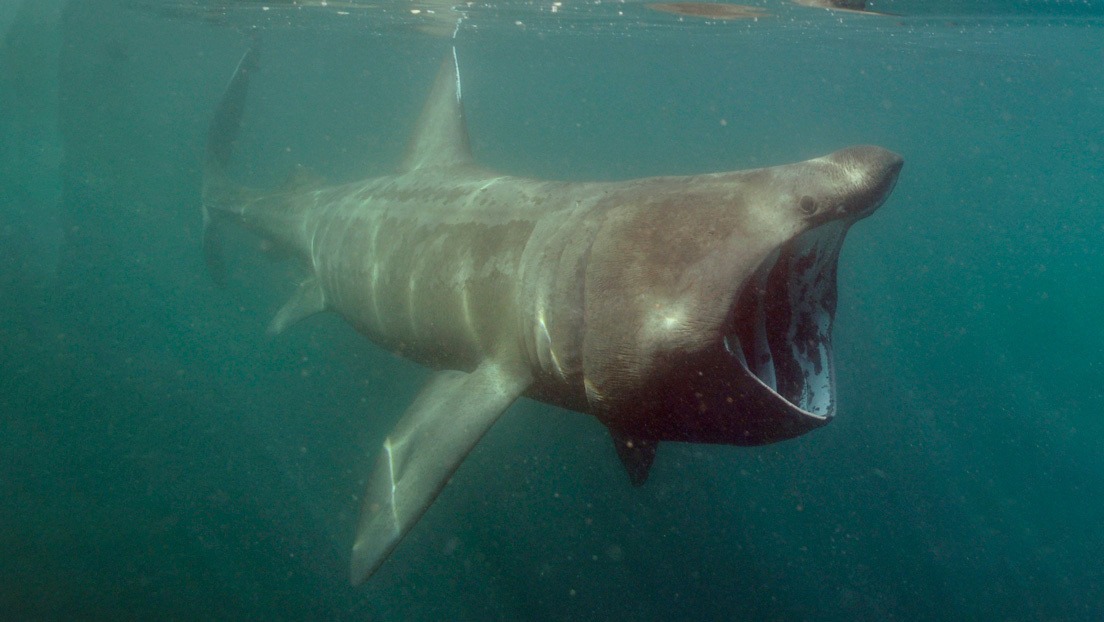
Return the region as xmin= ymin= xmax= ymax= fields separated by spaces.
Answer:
xmin=202 ymin=45 xmax=902 ymax=585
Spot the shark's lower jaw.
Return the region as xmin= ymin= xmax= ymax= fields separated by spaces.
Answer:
xmin=726 ymin=220 xmax=850 ymax=421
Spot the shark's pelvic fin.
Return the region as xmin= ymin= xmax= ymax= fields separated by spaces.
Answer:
xmin=610 ymin=429 xmax=658 ymax=487
xmin=267 ymin=277 xmax=327 ymax=335
xmin=350 ymin=361 xmax=532 ymax=585
xmin=399 ymin=47 xmax=474 ymax=172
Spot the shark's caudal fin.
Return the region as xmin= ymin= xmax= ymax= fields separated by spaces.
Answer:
xmin=202 ymin=44 xmax=330 ymax=330
xmin=202 ymin=44 xmax=259 ymax=286
xmin=399 ymin=47 xmax=474 ymax=172
xmin=350 ymin=362 xmax=532 ymax=585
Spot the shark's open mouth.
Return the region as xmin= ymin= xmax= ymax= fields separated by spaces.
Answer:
xmin=724 ymin=220 xmax=850 ymax=421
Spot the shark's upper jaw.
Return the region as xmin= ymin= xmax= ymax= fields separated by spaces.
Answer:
xmin=725 ymin=219 xmax=851 ymax=421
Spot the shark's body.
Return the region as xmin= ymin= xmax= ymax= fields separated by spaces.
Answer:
xmin=203 ymin=46 xmax=903 ymax=585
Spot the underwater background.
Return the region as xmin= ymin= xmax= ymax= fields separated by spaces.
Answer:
xmin=2 ymin=0 xmax=1104 ymax=619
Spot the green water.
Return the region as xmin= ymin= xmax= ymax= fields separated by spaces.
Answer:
xmin=2 ymin=1 xmax=1103 ymax=619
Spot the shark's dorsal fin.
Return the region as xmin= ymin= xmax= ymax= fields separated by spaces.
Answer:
xmin=400 ymin=47 xmax=474 ymax=172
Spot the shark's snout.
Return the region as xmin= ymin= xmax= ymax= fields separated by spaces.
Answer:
xmin=831 ymin=145 xmax=904 ymax=220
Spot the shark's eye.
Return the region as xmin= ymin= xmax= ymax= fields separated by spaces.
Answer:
xmin=799 ymin=195 xmax=817 ymax=216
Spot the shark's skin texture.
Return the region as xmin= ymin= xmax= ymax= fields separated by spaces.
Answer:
xmin=202 ymin=45 xmax=903 ymax=585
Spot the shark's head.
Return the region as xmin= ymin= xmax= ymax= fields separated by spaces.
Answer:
xmin=585 ymin=145 xmax=902 ymax=450
xmin=715 ymin=145 xmax=903 ymax=442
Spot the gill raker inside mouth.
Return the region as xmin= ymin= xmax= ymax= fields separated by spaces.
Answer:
xmin=724 ymin=220 xmax=850 ymax=419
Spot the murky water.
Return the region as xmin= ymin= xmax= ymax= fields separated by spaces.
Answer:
xmin=2 ymin=1 xmax=1103 ymax=619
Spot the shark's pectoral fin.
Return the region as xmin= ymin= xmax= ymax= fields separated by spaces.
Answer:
xmin=610 ymin=428 xmax=658 ymax=487
xmin=267 ymin=277 xmax=326 ymax=335
xmin=350 ymin=360 xmax=532 ymax=585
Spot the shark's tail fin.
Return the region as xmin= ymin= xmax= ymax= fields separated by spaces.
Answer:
xmin=202 ymin=43 xmax=260 ymax=286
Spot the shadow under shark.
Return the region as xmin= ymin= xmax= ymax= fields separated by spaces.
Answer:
xmin=202 ymin=45 xmax=903 ymax=585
